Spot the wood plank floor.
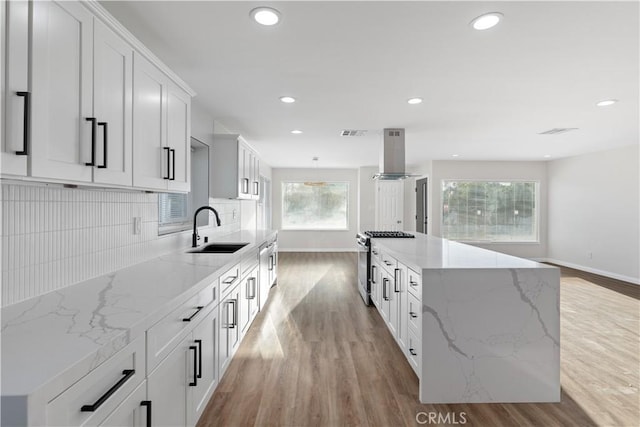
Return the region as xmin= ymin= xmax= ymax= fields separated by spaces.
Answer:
xmin=198 ymin=253 xmax=639 ymax=427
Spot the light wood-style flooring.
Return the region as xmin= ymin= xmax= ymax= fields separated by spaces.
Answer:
xmin=198 ymin=253 xmax=639 ymax=427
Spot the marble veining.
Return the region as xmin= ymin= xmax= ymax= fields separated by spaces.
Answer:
xmin=1 ymin=230 xmax=276 ymax=399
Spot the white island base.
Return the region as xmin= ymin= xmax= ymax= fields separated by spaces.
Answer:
xmin=420 ymin=268 xmax=560 ymax=403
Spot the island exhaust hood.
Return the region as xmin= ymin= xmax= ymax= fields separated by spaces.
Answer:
xmin=372 ymin=128 xmax=417 ymax=180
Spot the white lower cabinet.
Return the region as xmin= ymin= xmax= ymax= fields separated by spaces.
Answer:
xmin=218 ymin=284 xmax=241 ymax=378
xmin=147 ymin=334 xmax=190 ymax=427
xmin=99 ymin=381 xmax=148 ymax=427
xmin=240 ymin=266 xmax=259 ymax=334
xmin=189 ymin=307 xmax=219 ymax=426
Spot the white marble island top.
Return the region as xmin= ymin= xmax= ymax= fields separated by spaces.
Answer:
xmin=1 ymin=229 xmax=277 ymax=399
xmin=372 ymin=232 xmax=553 ymax=272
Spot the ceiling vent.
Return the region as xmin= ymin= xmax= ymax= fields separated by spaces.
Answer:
xmin=340 ymin=130 xmax=367 ymax=137
xmin=538 ymin=128 xmax=579 ymax=135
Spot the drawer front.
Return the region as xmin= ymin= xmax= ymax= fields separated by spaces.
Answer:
xmin=46 ymin=337 xmax=145 ymax=427
xmin=220 ymin=263 xmax=241 ymax=297
xmin=407 ymin=267 xmax=422 ymax=300
xmin=407 ymin=328 xmax=420 ymax=377
xmin=379 ymin=250 xmax=397 ymax=273
xmin=408 ymin=292 xmax=421 ymax=332
xmin=146 ymin=283 xmax=215 ymax=374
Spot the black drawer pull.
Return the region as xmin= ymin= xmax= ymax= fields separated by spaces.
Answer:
xmin=394 ymin=268 xmax=400 ymax=293
xmin=16 ymin=91 xmax=30 ymax=155
xmin=170 ymin=148 xmax=176 ymax=180
xmin=163 ymin=147 xmax=171 ymax=179
xmin=222 ymin=275 xmax=238 ymax=285
xmin=371 ymin=265 xmax=377 ymax=284
xmin=409 ymin=348 xmax=417 ymax=356
xmin=140 ymin=401 xmax=152 ymax=427
xmin=195 ymin=339 xmax=202 ymax=378
xmin=382 ymin=278 xmax=389 ymax=301
xmin=410 ymin=281 xmax=418 ymax=287
xmin=410 ymin=312 xmax=418 ymax=319
xmin=85 ymin=118 xmax=97 ymax=166
xmin=182 ymin=306 xmax=204 ymax=322
xmin=189 ymin=346 xmax=198 ymax=386
xmin=97 ymin=122 xmax=108 ymax=168
xmin=80 ymin=369 xmax=135 ymax=412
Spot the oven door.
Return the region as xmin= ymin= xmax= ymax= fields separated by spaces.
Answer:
xmin=356 ymin=235 xmax=371 ymax=305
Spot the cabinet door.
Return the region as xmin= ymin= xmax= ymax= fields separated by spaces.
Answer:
xmin=219 ymin=286 xmax=240 ymax=377
xmin=388 ymin=268 xmax=399 ymax=337
xmin=132 ymin=53 xmax=168 ymax=190
xmin=189 ymin=307 xmax=219 ymax=426
xmin=239 ymin=275 xmax=250 ymax=334
xmin=395 ymin=266 xmax=408 ymax=351
xmin=370 ymin=262 xmax=380 ymax=307
xmin=1 ymin=0 xmax=29 ymax=176
xmin=379 ymin=271 xmax=391 ymax=322
xmin=167 ymin=83 xmax=190 ymax=192
xmin=99 ymin=381 xmax=148 ymax=427
xmin=92 ymin=19 xmax=133 ymax=186
xmin=30 ymin=0 xmax=93 ymax=182
xmin=250 ymin=151 xmax=259 ymax=199
xmin=147 ymin=334 xmax=190 ymax=427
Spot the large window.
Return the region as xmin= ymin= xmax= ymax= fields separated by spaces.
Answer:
xmin=282 ymin=182 xmax=349 ymax=230
xmin=442 ymin=181 xmax=538 ymax=242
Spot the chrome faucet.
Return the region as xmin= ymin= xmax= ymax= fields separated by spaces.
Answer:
xmin=192 ymin=206 xmax=221 ymax=247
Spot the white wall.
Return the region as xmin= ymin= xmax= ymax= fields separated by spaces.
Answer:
xmin=0 ymin=183 xmax=240 ymax=306
xmin=548 ymin=145 xmax=639 ymax=283
xmin=429 ymin=160 xmax=549 ymax=259
xmin=273 ymin=168 xmax=358 ymax=251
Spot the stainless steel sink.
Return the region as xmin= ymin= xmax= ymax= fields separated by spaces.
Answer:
xmin=188 ymin=242 xmax=249 ymax=254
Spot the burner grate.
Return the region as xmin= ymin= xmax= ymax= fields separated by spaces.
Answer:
xmin=364 ymin=231 xmax=415 ymax=238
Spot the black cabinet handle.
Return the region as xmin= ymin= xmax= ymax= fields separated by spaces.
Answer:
xmin=182 ymin=306 xmax=204 ymax=322
xmin=195 ymin=339 xmax=202 ymax=378
xmin=371 ymin=265 xmax=377 ymax=284
xmin=410 ymin=312 xmax=418 ymax=319
xmin=253 ymin=181 xmax=259 ymax=196
xmin=80 ymin=369 xmax=135 ymax=412
xmin=140 ymin=401 xmax=152 ymax=427
xmin=222 ymin=275 xmax=238 ymax=285
xmin=228 ymin=299 xmax=237 ymax=328
xmin=189 ymin=346 xmax=198 ymax=386
xmin=410 ymin=280 xmax=418 ymax=287
xmin=97 ymin=122 xmax=108 ymax=168
xmin=268 ymin=255 xmax=273 ymax=271
xmin=170 ymin=148 xmax=176 ymax=180
xmin=85 ymin=118 xmax=97 ymax=166
xmin=394 ymin=268 xmax=400 ymax=293
xmin=16 ymin=91 xmax=29 ymax=155
xmin=163 ymin=147 xmax=171 ymax=179
xmin=409 ymin=348 xmax=417 ymax=356
xmin=383 ymin=278 xmax=389 ymax=301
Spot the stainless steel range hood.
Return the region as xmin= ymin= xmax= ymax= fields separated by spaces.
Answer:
xmin=372 ymin=128 xmax=416 ymax=180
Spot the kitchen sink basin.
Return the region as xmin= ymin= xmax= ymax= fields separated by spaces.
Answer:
xmin=188 ymin=242 xmax=249 ymax=254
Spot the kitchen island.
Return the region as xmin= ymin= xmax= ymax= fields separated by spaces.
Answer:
xmin=369 ymin=233 xmax=560 ymax=404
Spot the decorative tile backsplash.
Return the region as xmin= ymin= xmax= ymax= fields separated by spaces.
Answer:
xmin=0 ymin=183 xmax=241 ymax=307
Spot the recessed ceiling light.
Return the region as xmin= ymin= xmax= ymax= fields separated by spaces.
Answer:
xmin=250 ymin=7 xmax=281 ymax=26
xmin=596 ymin=99 xmax=618 ymax=107
xmin=407 ymin=97 xmax=423 ymax=105
xmin=452 ymin=154 xmax=460 ymax=158
xmin=291 ymin=130 xmax=303 ymax=134
xmin=280 ymin=96 xmax=296 ymax=103
xmin=544 ymin=154 xmax=552 ymax=158
xmin=470 ymin=12 xmax=503 ymax=30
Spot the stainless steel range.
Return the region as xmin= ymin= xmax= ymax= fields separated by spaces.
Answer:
xmin=356 ymin=231 xmax=415 ymax=305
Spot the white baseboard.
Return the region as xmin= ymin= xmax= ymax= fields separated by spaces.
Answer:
xmin=540 ymin=258 xmax=639 ymax=285
xmin=279 ymin=248 xmax=357 ymax=253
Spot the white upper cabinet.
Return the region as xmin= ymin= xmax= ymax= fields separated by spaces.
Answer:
xmin=92 ymin=18 xmax=133 ymax=186
xmin=133 ymin=55 xmax=191 ymax=192
xmin=0 ymin=0 xmax=193 ymax=191
xmin=30 ymin=0 xmax=94 ymax=182
xmin=167 ymin=82 xmax=191 ymax=192
xmin=1 ymin=0 xmax=29 ymax=176
xmin=210 ymin=134 xmax=260 ymax=200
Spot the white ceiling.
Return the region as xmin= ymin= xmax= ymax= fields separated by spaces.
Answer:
xmin=101 ymin=1 xmax=639 ymax=169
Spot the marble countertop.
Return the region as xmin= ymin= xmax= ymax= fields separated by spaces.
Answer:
xmin=372 ymin=232 xmax=554 ymax=272
xmin=1 ymin=229 xmax=277 ymax=398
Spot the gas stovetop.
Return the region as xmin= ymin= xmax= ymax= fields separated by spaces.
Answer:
xmin=364 ymin=231 xmax=415 ymax=238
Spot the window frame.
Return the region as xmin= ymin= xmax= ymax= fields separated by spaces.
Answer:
xmin=281 ymin=181 xmax=350 ymax=231
xmin=440 ymin=179 xmax=540 ymax=244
